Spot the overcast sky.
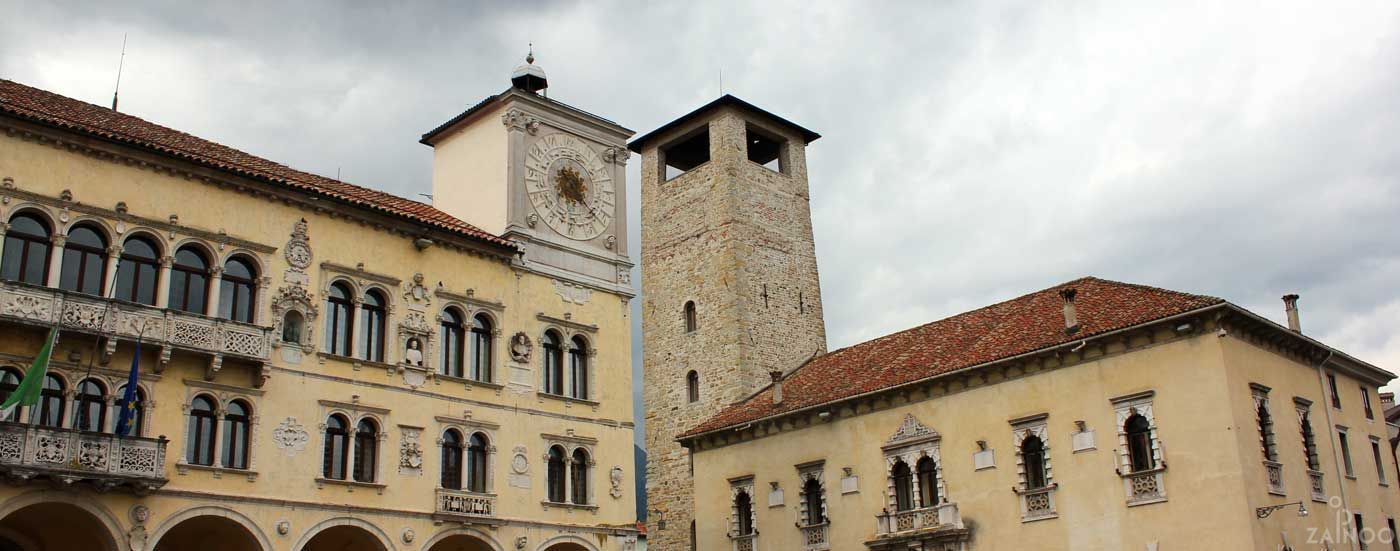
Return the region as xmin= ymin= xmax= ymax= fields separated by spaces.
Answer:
xmin=3 ymin=1 xmax=1398 ymax=447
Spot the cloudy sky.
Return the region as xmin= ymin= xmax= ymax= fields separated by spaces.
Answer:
xmin=3 ymin=1 xmax=1398 ymax=445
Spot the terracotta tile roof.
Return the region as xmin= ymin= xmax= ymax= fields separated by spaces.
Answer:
xmin=681 ymin=277 xmax=1225 ymax=439
xmin=0 ymin=79 xmax=516 ymax=251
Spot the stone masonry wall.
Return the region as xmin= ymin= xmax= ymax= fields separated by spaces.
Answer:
xmin=642 ymin=107 xmax=826 ymax=550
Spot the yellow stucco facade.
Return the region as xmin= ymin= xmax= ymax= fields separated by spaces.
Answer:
xmin=0 ymin=76 xmax=639 ymax=551
xmin=686 ymin=316 xmax=1399 ymax=551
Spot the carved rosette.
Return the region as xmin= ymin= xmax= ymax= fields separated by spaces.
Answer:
xmin=271 ymin=417 xmax=309 ymax=456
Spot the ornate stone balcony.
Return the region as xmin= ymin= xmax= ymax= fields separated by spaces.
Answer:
xmin=868 ymin=503 xmax=969 ymax=551
xmin=1017 ymin=484 xmax=1058 ymax=521
xmin=435 ymin=488 xmax=497 ymax=522
xmin=729 ymin=533 xmax=756 ymax=551
xmin=0 ymin=422 xmax=167 ymax=494
xmin=799 ymin=522 xmax=829 ymax=551
xmin=1121 ymin=466 xmax=1167 ymax=506
xmin=0 ymin=281 xmax=272 ymax=385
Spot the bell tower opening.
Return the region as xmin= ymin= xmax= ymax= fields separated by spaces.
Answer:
xmin=661 ymin=127 xmax=709 ymax=181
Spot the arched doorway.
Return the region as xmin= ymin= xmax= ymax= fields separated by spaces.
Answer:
xmin=154 ymin=514 xmax=263 ymax=551
xmin=426 ymin=533 xmax=497 ymax=551
xmin=536 ymin=535 xmax=597 ymax=551
xmin=298 ymin=521 xmax=390 ymax=551
xmin=541 ymin=545 xmax=590 ymax=551
xmin=0 ymin=501 xmax=118 ymax=551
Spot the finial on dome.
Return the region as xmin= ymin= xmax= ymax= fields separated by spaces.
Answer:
xmin=511 ymin=44 xmax=548 ymax=94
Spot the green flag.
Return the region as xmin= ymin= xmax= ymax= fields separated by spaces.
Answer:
xmin=0 ymin=328 xmax=58 ymax=418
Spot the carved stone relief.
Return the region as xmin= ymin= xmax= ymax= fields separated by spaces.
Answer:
xmin=552 ymin=280 xmax=592 ymax=305
xmin=284 ymin=218 xmax=313 ymax=284
xmin=509 ymin=332 xmax=533 ymax=363
xmin=271 ymin=417 xmax=310 ymax=456
xmin=399 ymin=427 xmax=423 ymax=475
xmin=610 ymin=465 xmax=625 ymax=499
xmin=508 ymin=445 xmax=531 ymax=489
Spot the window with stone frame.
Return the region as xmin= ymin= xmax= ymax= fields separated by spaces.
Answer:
xmin=1112 ymin=391 xmax=1166 ymax=506
xmin=1011 ymin=413 xmax=1056 ymax=521
xmin=541 ymin=432 xmax=597 ymax=507
xmin=881 ymin=414 xmax=946 ymax=514
xmin=1252 ymin=384 xmax=1285 ymax=495
xmin=728 ymin=476 xmax=757 ymax=549
xmin=796 ymin=461 xmax=828 ymax=527
xmin=1296 ymin=397 xmax=1326 ymax=502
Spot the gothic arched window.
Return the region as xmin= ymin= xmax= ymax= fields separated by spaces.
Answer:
xmin=802 ymin=477 xmax=825 ymax=526
xmin=1125 ymin=414 xmax=1155 ymax=472
xmin=353 ymin=418 xmax=379 ymax=482
xmin=219 ymin=256 xmax=258 ymax=323
xmin=468 ymin=432 xmax=489 ymax=493
xmin=1 ymin=213 xmax=51 ymax=285
xmin=115 ymin=236 xmax=160 ymax=305
xmin=440 ymin=429 xmax=463 ymax=490
xmin=735 ymin=490 xmax=754 ymax=536
xmin=542 ymin=331 xmax=564 ymax=395
xmin=222 ymin=400 xmax=251 ymax=469
xmin=547 ymin=445 xmax=567 ymax=503
xmin=186 ymin=395 xmax=217 ymax=466
xmin=1022 ymin=435 xmax=1047 ymax=489
xmin=72 ymin=378 xmax=107 ymax=432
xmin=686 ymin=370 xmax=700 ymax=403
xmin=569 ymin=336 xmax=589 ymax=400
xmin=59 ymin=224 xmax=107 ymax=295
xmin=916 ymin=456 xmax=939 ymax=507
xmin=891 ymin=459 xmax=914 ymax=511
xmin=31 ymin=375 xmax=64 ymax=428
xmin=324 ymin=282 xmax=354 ymax=356
xmin=323 ymin=414 xmax=349 ymax=480
xmin=471 ymin=314 xmax=493 ymax=382
xmin=169 ymin=246 xmax=211 ymax=314
xmin=359 ymin=290 xmax=387 ymax=362
xmin=1257 ymin=401 xmax=1277 ymax=461
xmin=440 ymin=308 xmax=465 ymax=378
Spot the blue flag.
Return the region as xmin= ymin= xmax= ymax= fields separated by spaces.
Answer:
xmin=114 ymin=340 xmax=140 ymax=436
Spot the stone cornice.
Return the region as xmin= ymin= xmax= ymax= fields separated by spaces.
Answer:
xmin=435 ymin=288 xmax=505 ymax=312
xmin=536 ymin=313 xmax=598 ymax=334
xmin=317 ymin=399 xmax=391 ymax=416
xmin=320 ymin=262 xmax=401 ymax=287
xmin=0 ymin=115 xmax=517 ymax=263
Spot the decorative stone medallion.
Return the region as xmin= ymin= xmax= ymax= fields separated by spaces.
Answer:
xmin=610 ymin=466 xmax=625 ymax=499
xmin=509 ymin=332 xmax=533 ymax=363
xmin=271 ymin=417 xmax=310 ymax=456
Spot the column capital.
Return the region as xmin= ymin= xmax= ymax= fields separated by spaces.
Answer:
xmin=50 ymin=234 xmax=67 ymax=247
xmin=107 ymin=245 xmax=123 ymax=257
xmin=159 ymin=256 xmax=174 ymax=268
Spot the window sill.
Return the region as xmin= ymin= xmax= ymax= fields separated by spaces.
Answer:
xmin=316 ymin=477 xmax=386 ymax=494
xmin=1014 ymin=482 xmax=1058 ymax=496
xmin=436 ymin=374 xmax=504 ymax=391
xmin=1346 ymin=475 xmax=1358 ymax=480
xmin=541 ymin=500 xmax=598 ymax=513
xmin=537 ymin=392 xmax=600 ymax=410
xmin=317 ymin=353 xmax=396 ymax=373
xmin=175 ymin=462 xmax=258 ymax=481
xmin=1021 ymin=512 xmax=1059 ymax=523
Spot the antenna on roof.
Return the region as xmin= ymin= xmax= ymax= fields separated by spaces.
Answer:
xmin=719 ymin=67 xmax=723 ymax=96
xmin=111 ymin=33 xmax=127 ymax=111
xmin=335 ymin=167 xmax=341 ymax=181
xmin=417 ymin=193 xmax=433 ymax=201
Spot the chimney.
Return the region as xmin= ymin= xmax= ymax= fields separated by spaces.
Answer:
xmin=1282 ymin=294 xmax=1301 ymax=333
xmin=770 ymin=370 xmax=785 ymax=405
xmin=1059 ymin=288 xmax=1081 ymax=335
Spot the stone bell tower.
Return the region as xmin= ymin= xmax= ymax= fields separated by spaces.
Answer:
xmin=632 ymin=96 xmax=827 ymax=550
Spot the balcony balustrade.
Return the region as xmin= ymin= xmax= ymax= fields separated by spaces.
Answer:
xmin=0 ymin=421 xmax=167 ymax=494
xmin=435 ymin=488 xmax=497 ymax=522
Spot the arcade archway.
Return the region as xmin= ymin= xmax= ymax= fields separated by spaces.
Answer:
xmin=298 ymin=518 xmax=391 ymax=551
xmin=153 ymin=513 xmax=264 ymax=551
xmin=0 ymin=500 xmax=118 ymax=551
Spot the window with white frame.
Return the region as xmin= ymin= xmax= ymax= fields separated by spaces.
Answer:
xmin=541 ymin=433 xmax=597 ymax=506
xmin=881 ymin=414 xmax=946 ymax=514
xmin=179 ymin=388 xmax=259 ymax=475
xmin=728 ymin=476 xmax=757 ymax=547
xmin=796 ymin=461 xmax=827 ymax=526
xmin=1112 ymin=391 xmax=1165 ymax=505
xmin=317 ymin=400 xmax=387 ymax=485
xmin=1252 ymin=384 xmax=1285 ymax=495
xmin=1296 ymin=397 xmax=1325 ymax=501
xmin=1011 ymin=413 xmax=1055 ymax=521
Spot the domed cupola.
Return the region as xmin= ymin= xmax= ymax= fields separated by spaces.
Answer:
xmin=510 ymin=46 xmax=547 ymax=94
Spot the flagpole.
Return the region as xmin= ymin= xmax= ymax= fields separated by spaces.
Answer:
xmin=75 ymin=258 xmax=122 ymax=434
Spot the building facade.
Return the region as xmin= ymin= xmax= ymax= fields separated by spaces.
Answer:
xmin=636 ymin=99 xmax=1400 ymax=550
xmin=0 ymin=60 xmax=640 ymax=551
xmin=636 ymin=96 xmax=827 ymax=551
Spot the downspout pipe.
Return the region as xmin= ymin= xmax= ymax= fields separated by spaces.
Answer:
xmin=1313 ymin=350 xmax=1348 ymax=523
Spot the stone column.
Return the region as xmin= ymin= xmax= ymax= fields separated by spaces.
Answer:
xmin=0 ymin=222 xmax=9 ymax=267
xmin=59 ymin=388 xmax=77 ymax=429
xmin=101 ymin=245 xmax=122 ymax=298
xmin=212 ymin=406 xmax=226 ymax=468
xmin=45 ymin=234 xmax=66 ymax=287
xmin=206 ymin=266 xmax=224 ymax=318
xmin=255 ymin=277 xmax=270 ymax=326
xmin=349 ymin=298 xmax=363 ymax=358
xmin=155 ymin=256 xmax=174 ymax=308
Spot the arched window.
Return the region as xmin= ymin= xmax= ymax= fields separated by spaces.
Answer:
xmin=1257 ymin=401 xmax=1277 ymax=461
xmin=1 ymin=213 xmax=52 ymax=285
xmin=222 ymin=400 xmax=251 ymax=469
xmin=916 ymin=456 xmax=939 ymax=507
xmin=323 ymin=414 xmax=349 ymax=480
xmin=0 ymin=368 xmax=20 ymax=422
xmin=359 ymin=290 xmax=387 ymax=362
xmin=547 ymin=445 xmax=567 ymax=503
xmin=115 ymin=236 xmax=160 ymax=305
xmin=571 ymin=448 xmax=590 ymax=504
xmin=59 ymin=225 xmax=107 ymax=295
xmin=324 ymin=282 xmax=354 ymax=356
xmin=1301 ymin=411 xmax=1321 ymax=471
xmin=440 ymin=308 xmax=465 ymax=377
xmin=185 ymin=395 xmax=217 ymax=466
xmin=542 ymin=331 xmax=563 ymax=395
xmin=802 ymin=477 xmax=825 ymax=526
xmin=686 ymin=370 xmax=700 ymax=403
xmin=1125 ymin=414 xmax=1155 ymax=472
xmin=440 ymin=429 xmax=463 ymax=490
xmin=735 ymin=490 xmax=754 ymax=536
xmin=684 ymin=301 xmax=697 ymax=333
xmin=169 ymin=246 xmax=210 ymax=314
xmin=1022 ymin=435 xmax=1047 ymax=489
xmin=353 ymin=418 xmax=378 ymax=482
xmin=281 ymin=311 xmax=304 ymax=344
xmin=891 ymin=459 xmax=914 ymax=511
xmin=471 ymin=314 xmax=493 ymax=382
xmin=569 ymin=336 xmax=589 ymax=400
xmin=31 ymin=375 xmax=64 ymax=428
xmin=468 ymin=432 xmax=489 ymax=493
xmin=113 ymin=385 xmax=145 ymax=436
xmin=219 ymin=256 xmax=257 ymax=323
xmin=72 ymin=379 xmax=106 ymax=432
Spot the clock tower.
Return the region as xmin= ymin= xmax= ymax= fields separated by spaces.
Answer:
xmin=632 ymin=96 xmax=828 ymax=550
xmin=422 ymin=54 xmax=634 ymax=297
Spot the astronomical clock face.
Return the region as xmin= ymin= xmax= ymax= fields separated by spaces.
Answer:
xmin=524 ymin=134 xmax=615 ymax=241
